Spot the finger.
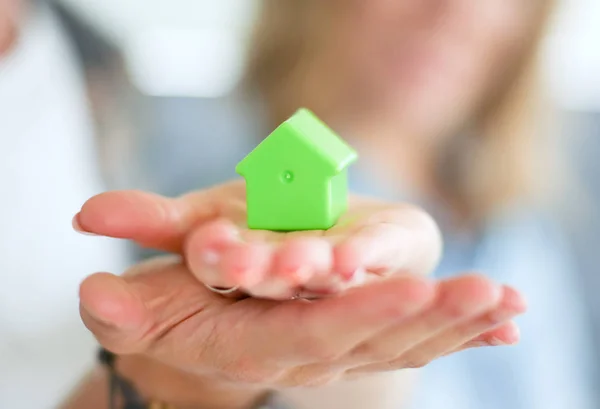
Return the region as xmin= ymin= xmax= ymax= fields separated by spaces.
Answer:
xmin=244 ymin=275 xmax=436 ymax=365
xmin=283 ymin=307 xmax=522 ymax=384
xmin=249 ymin=237 xmax=334 ymax=299
xmin=346 ymin=274 xmax=502 ymax=365
xmin=185 ymin=218 xmax=270 ymax=289
xmin=220 ymin=241 xmax=274 ymax=290
xmin=75 ymin=181 xmax=245 ymax=253
xmin=347 ymin=285 xmax=524 ymax=373
xmin=411 ymin=285 xmax=525 ymax=355
xmin=331 ymin=206 xmax=442 ymax=279
xmin=79 ymin=257 xmax=226 ymax=354
xmin=272 ymin=237 xmax=332 ymax=284
xmin=186 ymin=223 xmax=334 ymax=299
xmin=78 ymin=273 xmax=149 ymax=353
xmin=333 ymin=223 xmax=408 ymax=280
xmin=338 ymin=322 xmax=520 ymax=381
xmin=343 ymin=323 xmax=520 ymax=376
xmin=443 ymin=320 xmax=522 ymax=355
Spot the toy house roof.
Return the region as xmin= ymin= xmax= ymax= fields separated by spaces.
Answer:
xmin=236 ymin=108 xmax=357 ymax=176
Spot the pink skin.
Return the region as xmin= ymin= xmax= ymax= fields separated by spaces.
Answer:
xmin=77 ymin=258 xmax=526 ymax=391
xmin=184 ymin=214 xmax=431 ymax=299
xmin=320 ymin=0 xmax=536 ymax=142
xmin=77 ymin=259 xmax=527 ymax=394
xmin=73 ymin=185 xmax=441 ymax=302
xmin=68 ymin=1 xmax=541 ymax=360
xmin=59 ymin=0 xmax=534 ymax=304
xmin=173 ymin=0 xmax=538 ymax=298
xmin=75 ymin=182 xmax=527 ymax=352
xmin=111 ymin=1 xmax=541 ymax=300
xmin=0 ymin=0 xmax=534 ymax=394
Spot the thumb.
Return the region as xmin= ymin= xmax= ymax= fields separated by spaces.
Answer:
xmin=79 ymin=257 xmax=224 ymax=354
xmin=74 ymin=180 xmax=245 ymax=253
xmin=79 ymin=272 xmax=150 ymax=354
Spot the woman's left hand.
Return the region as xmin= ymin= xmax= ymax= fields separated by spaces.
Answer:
xmin=74 ymin=180 xmax=443 ymax=300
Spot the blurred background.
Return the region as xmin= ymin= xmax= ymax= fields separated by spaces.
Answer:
xmin=65 ymin=0 xmax=600 ymax=361
xmin=63 ymin=0 xmax=600 ymax=107
xmin=1 ymin=0 xmax=599 ymax=408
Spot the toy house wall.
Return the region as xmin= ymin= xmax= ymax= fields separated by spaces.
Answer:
xmin=328 ymin=169 xmax=349 ymax=223
xmin=244 ymin=132 xmax=334 ymax=230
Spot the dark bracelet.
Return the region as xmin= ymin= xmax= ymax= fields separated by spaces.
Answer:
xmin=98 ymin=348 xmax=147 ymax=409
xmin=97 ymin=348 xmax=293 ymax=409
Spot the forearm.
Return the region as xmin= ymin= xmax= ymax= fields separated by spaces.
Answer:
xmin=59 ymin=355 xmax=418 ymax=409
xmin=59 ymin=367 xmax=109 ymax=409
xmin=281 ymin=371 xmax=419 ymax=409
xmin=59 ymin=355 xmax=267 ymax=409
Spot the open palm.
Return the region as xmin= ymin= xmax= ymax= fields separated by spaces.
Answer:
xmin=184 ymin=180 xmax=444 ymax=299
xmin=77 ymin=180 xmax=441 ymax=299
xmin=79 ymin=256 xmax=522 ymax=390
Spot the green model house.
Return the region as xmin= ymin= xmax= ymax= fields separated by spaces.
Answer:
xmin=236 ymin=108 xmax=358 ymax=231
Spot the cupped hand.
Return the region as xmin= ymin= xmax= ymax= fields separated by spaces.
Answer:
xmin=75 ymin=180 xmax=443 ymax=299
xmin=74 ymin=180 xmax=526 ymax=390
xmin=79 ymin=257 xmax=523 ymax=391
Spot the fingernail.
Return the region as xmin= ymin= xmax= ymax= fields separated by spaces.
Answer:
xmin=80 ymin=304 xmax=119 ymax=328
xmin=72 ymin=213 xmax=98 ymax=236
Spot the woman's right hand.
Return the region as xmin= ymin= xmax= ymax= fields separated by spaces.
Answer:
xmin=75 ymin=182 xmax=526 ymax=407
xmin=79 ymin=257 xmax=523 ymax=408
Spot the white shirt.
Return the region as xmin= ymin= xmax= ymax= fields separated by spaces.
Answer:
xmin=0 ymin=5 xmax=129 ymax=408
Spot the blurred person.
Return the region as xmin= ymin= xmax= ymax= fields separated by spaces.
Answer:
xmin=1 ymin=1 xmax=593 ymax=409
xmin=133 ymin=1 xmax=597 ymax=409
xmin=0 ymin=0 xmax=132 ymax=408
xmin=50 ymin=0 xmax=566 ymax=407
xmin=66 ymin=178 xmax=530 ymax=409
xmin=555 ymin=112 xmax=600 ymax=403
xmin=0 ymin=2 xmax=526 ymax=409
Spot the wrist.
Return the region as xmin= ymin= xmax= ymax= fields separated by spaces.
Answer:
xmin=115 ymin=354 xmax=268 ymax=409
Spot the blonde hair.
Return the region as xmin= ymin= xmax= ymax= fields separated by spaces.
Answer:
xmin=244 ymin=0 xmax=557 ymax=220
